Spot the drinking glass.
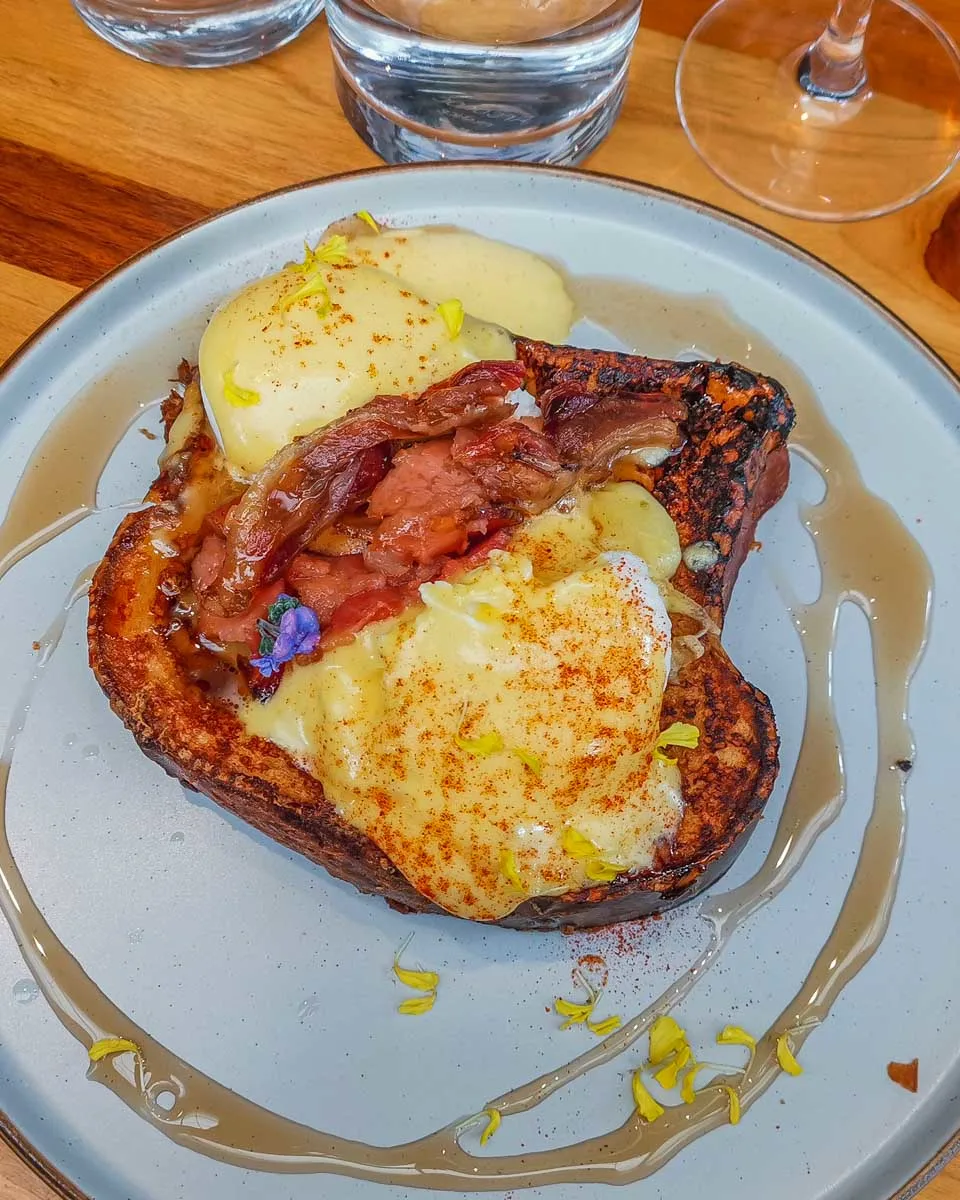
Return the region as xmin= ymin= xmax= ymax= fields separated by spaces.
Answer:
xmin=676 ymin=0 xmax=960 ymax=220
xmin=71 ymin=0 xmax=326 ymax=67
xmin=325 ymin=0 xmax=643 ymax=164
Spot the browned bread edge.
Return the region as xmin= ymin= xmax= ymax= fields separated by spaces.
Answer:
xmin=89 ymin=349 xmax=793 ymax=931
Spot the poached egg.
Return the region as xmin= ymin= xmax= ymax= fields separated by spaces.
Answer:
xmin=198 ymin=224 xmax=574 ymax=476
xmin=241 ymin=483 xmax=685 ymax=922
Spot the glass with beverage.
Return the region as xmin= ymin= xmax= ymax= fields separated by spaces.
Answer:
xmin=325 ymin=0 xmax=643 ymax=164
xmin=676 ymin=0 xmax=960 ymax=220
xmin=71 ymin=0 xmax=326 ymax=67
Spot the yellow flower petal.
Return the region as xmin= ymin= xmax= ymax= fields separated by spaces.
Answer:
xmin=725 ymin=1086 xmax=741 ymax=1125
xmin=292 ymin=240 xmax=316 ymax=272
xmin=512 ymin=747 xmax=542 ymax=777
xmin=356 ymin=209 xmax=380 ymax=233
xmin=437 ymin=299 xmax=465 ymax=339
xmin=314 ymin=234 xmax=350 ymax=265
xmin=479 ymin=1108 xmax=501 ymax=1146
xmin=585 ymin=859 xmax=625 ymax=882
xmin=561 ymin=827 xmax=600 ymax=860
xmin=632 ymin=1071 xmax=665 ymax=1123
xmin=282 ymin=272 xmax=331 ymax=314
xmin=393 ymin=935 xmax=440 ymax=992
xmin=649 ymin=1015 xmax=687 ymax=1065
xmin=654 ymin=1044 xmax=691 ymax=1090
xmin=222 ymin=367 xmax=260 ymax=408
xmin=717 ymin=1024 xmax=756 ymax=1053
xmin=398 ymin=993 xmax=436 ymax=1016
xmin=776 ymin=1034 xmax=803 ymax=1076
xmin=394 ymin=964 xmax=440 ymax=992
xmin=654 ymin=722 xmax=700 ymax=764
xmin=455 ymin=730 xmax=504 ymax=757
xmin=681 ymin=1061 xmax=707 ymax=1104
xmin=555 ymin=996 xmax=595 ymax=1029
xmin=500 ymin=848 xmax=523 ymax=890
xmin=587 ymin=1014 xmax=622 ymax=1037
xmin=89 ymin=1037 xmax=140 ymax=1062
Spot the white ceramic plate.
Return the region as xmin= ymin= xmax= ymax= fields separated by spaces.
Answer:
xmin=0 ymin=165 xmax=957 ymax=1200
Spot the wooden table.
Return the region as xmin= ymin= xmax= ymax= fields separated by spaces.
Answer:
xmin=1 ymin=1 xmax=959 ymax=1196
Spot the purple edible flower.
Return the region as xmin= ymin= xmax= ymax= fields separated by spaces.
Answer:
xmin=250 ymin=604 xmax=320 ymax=678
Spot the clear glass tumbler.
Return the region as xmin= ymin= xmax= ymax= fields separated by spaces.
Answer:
xmin=71 ymin=0 xmax=326 ymax=67
xmin=325 ymin=0 xmax=643 ymax=164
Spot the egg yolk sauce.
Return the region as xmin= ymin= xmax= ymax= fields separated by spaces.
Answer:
xmin=199 ymin=225 xmax=574 ymax=476
xmin=241 ymin=482 xmax=687 ymax=922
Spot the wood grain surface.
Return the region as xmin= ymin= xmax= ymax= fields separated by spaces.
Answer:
xmin=1 ymin=1 xmax=959 ymax=1197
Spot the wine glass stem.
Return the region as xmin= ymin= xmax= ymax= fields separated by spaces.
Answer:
xmin=799 ymin=0 xmax=874 ymax=100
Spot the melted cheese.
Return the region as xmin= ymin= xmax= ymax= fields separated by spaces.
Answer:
xmin=240 ymin=485 xmax=684 ymax=921
xmin=198 ymin=226 xmax=573 ymax=476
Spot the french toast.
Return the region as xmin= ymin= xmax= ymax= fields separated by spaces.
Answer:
xmin=89 ymin=345 xmax=794 ymax=931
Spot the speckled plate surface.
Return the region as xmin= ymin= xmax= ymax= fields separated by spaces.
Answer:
xmin=0 ymin=165 xmax=957 ymax=1200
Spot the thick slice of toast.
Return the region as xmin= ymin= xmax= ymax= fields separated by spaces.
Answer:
xmin=89 ymin=348 xmax=794 ymax=931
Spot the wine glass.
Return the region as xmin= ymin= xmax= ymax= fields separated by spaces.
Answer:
xmin=675 ymin=0 xmax=960 ymax=220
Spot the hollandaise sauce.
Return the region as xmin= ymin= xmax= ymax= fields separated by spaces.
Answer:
xmin=241 ymin=484 xmax=685 ymax=921
xmin=199 ymin=224 xmax=574 ymax=475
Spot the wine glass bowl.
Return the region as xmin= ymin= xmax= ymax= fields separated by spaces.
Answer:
xmin=676 ymin=0 xmax=960 ymax=221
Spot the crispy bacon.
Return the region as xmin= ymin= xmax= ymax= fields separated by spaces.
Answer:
xmin=202 ymin=361 xmax=525 ymax=616
xmin=439 ymin=528 xmax=513 ymax=580
xmin=540 ymin=382 xmax=687 ymax=484
xmin=450 ymin=421 xmax=574 ymax=513
xmin=362 ymin=419 xmax=572 ymax=577
xmin=287 ymin=553 xmax=390 ymax=624
xmin=363 ymin=439 xmax=491 ymax=577
xmin=196 ymin=579 xmax=286 ymax=653
xmin=319 ymin=588 xmax=410 ymax=651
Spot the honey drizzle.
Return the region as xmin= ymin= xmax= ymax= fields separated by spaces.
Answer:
xmin=0 ymin=280 xmax=932 ymax=1189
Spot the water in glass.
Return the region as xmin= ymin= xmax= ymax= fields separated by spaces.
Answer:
xmin=325 ymin=0 xmax=643 ymax=164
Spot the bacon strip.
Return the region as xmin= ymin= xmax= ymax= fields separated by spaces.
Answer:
xmin=540 ymin=382 xmax=687 ymax=484
xmin=202 ymin=361 xmax=525 ymax=616
xmin=361 ymin=419 xmax=572 ymax=578
xmin=450 ymin=420 xmax=574 ymax=513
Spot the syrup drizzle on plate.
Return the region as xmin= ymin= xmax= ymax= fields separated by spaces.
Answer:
xmin=0 ymin=280 xmax=931 ymax=1189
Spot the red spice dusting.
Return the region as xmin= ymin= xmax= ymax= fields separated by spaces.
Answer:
xmin=575 ymin=954 xmax=609 ymax=990
xmin=565 ymin=914 xmax=662 ymax=962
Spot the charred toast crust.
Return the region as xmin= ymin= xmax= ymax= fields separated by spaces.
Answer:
xmin=515 ymin=340 xmax=795 ymax=621
xmin=89 ymin=348 xmax=794 ymax=932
